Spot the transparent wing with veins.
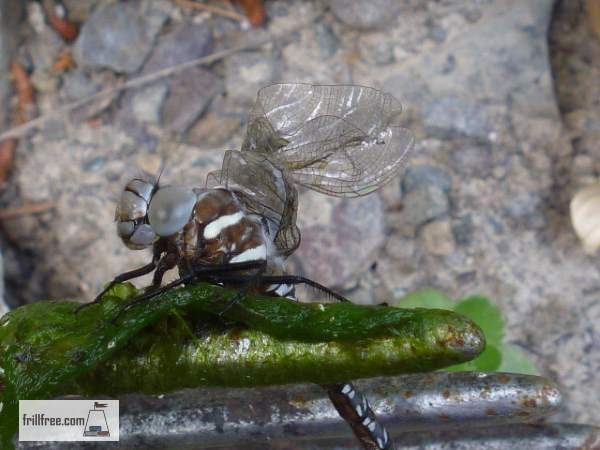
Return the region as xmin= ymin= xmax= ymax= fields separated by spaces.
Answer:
xmin=206 ymin=83 xmax=414 ymax=255
xmin=242 ymin=83 xmax=415 ymax=197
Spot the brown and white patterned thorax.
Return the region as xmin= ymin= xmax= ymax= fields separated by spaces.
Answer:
xmin=178 ymin=189 xmax=270 ymax=266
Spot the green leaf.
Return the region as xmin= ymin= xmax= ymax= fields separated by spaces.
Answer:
xmin=497 ymin=344 xmax=538 ymax=375
xmin=444 ymin=344 xmax=502 ymax=372
xmin=454 ymin=296 xmax=504 ymax=346
xmin=395 ymin=288 xmax=455 ymax=310
xmin=105 ymin=282 xmax=138 ymax=300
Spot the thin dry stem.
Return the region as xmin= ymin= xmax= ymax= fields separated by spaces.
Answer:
xmin=174 ymin=0 xmax=246 ymax=22
xmin=0 ymin=201 xmax=55 ymax=220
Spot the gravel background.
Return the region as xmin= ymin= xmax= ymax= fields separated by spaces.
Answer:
xmin=0 ymin=0 xmax=599 ymax=426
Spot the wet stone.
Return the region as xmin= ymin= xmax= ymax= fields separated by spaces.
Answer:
xmin=427 ymin=19 xmax=447 ymax=44
xmin=293 ymin=193 xmax=386 ymax=289
xmin=315 ymin=22 xmax=339 ymax=58
xmin=402 ymin=165 xmax=452 ymax=194
xmin=0 ymin=0 xmax=22 ymax=126
xmin=402 ymin=187 xmax=450 ymax=228
xmin=329 ymin=0 xmax=402 ymax=30
xmin=74 ymin=2 xmax=165 ymax=74
xmin=450 ymin=144 xmax=493 ymax=178
xmin=424 ymin=96 xmax=493 ymax=140
xmin=162 ymin=68 xmax=223 ymax=133
xmin=420 ymin=220 xmax=456 ymax=256
xmin=62 ymin=70 xmax=101 ymax=100
xmin=28 ymin=27 xmax=64 ymax=72
xmin=186 ymin=111 xmax=242 ymax=148
xmin=40 ymin=118 xmax=67 ymax=141
xmin=452 ymin=215 xmax=475 ymax=247
xmin=503 ymin=191 xmax=546 ymax=229
xmin=61 ymin=0 xmax=96 ymax=22
xmin=225 ymin=51 xmax=277 ymax=106
xmin=142 ymin=22 xmax=213 ymax=74
xmin=131 ymin=83 xmax=168 ymax=124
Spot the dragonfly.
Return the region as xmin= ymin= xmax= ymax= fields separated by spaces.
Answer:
xmin=79 ymin=83 xmax=414 ymax=450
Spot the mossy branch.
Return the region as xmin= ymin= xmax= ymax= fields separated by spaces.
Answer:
xmin=0 ymin=282 xmax=484 ymax=449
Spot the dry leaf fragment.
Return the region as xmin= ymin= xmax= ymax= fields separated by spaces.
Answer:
xmin=50 ymin=49 xmax=75 ymax=75
xmin=235 ymin=0 xmax=266 ymax=26
xmin=0 ymin=139 xmax=16 ymax=187
xmin=47 ymin=6 xmax=79 ymax=41
xmin=10 ymin=61 xmax=35 ymax=124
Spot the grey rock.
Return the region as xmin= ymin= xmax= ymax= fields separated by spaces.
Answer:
xmin=427 ymin=19 xmax=447 ymax=44
xmin=28 ymin=27 xmax=64 ymax=72
xmin=452 ymin=215 xmax=475 ymax=247
xmin=503 ymin=191 xmax=546 ymax=229
xmin=225 ymin=52 xmax=276 ymax=105
xmin=0 ymin=0 xmax=23 ymax=127
xmin=142 ymin=22 xmax=213 ymax=74
xmin=74 ymin=2 xmax=165 ymax=73
xmin=330 ymin=0 xmax=402 ymax=30
xmin=62 ymin=71 xmax=101 ymax=101
xmin=450 ymin=144 xmax=493 ymax=178
xmin=402 ymin=165 xmax=452 ymax=194
xmin=61 ymin=0 xmax=97 ymax=23
xmin=360 ymin=39 xmax=396 ymax=66
xmin=402 ymin=186 xmax=450 ymax=228
xmin=118 ymin=22 xmax=216 ymax=131
xmin=292 ymin=192 xmax=386 ymax=289
xmin=420 ymin=219 xmax=456 ymax=256
xmin=40 ymin=118 xmax=67 ymax=142
xmin=131 ymin=83 xmax=169 ymax=124
xmin=162 ymin=68 xmax=223 ymax=133
xmin=315 ymin=22 xmax=339 ymax=58
xmin=186 ymin=111 xmax=242 ymax=148
xmin=424 ymin=96 xmax=493 ymax=140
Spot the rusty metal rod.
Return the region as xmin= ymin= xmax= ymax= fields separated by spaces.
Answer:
xmin=19 ymin=372 xmax=566 ymax=449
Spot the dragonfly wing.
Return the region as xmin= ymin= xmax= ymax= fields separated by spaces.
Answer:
xmin=242 ymin=84 xmax=414 ymax=197
xmin=281 ymin=116 xmax=414 ymax=197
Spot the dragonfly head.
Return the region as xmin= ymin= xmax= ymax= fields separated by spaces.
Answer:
xmin=115 ymin=177 xmax=158 ymax=250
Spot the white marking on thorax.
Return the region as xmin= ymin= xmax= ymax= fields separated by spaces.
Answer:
xmin=274 ymin=284 xmax=293 ymax=297
xmin=230 ymin=244 xmax=267 ymax=263
xmin=203 ymin=211 xmax=244 ymax=239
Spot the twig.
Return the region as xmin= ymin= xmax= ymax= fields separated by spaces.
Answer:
xmin=0 ymin=29 xmax=291 ymax=142
xmin=0 ymin=201 xmax=55 ymax=220
xmin=10 ymin=62 xmax=35 ymax=125
xmin=174 ymin=0 xmax=246 ymax=22
xmin=0 ymin=139 xmax=16 ymax=186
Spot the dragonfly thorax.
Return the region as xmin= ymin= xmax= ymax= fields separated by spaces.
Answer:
xmin=181 ymin=189 xmax=271 ymax=267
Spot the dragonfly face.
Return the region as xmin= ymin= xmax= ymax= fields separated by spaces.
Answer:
xmin=115 ymin=177 xmax=157 ymax=250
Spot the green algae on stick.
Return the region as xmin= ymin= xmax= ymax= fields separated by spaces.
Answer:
xmin=66 ymin=310 xmax=484 ymax=395
xmin=0 ymin=283 xmax=484 ymax=449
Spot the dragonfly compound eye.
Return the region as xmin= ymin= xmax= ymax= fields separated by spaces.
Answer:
xmin=115 ymin=177 xmax=157 ymax=249
xmin=148 ymin=186 xmax=197 ymax=237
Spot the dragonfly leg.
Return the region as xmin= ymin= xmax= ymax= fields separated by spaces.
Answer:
xmin=323 ymin=381 xmax=393 ymax=450
xmin=208 ymin=274 xmax=350 ymax=303
xmin=215 ymin=260 xmax=268 ymax=317
xmin=74 ymin=260 xmax=158 ymax=314
xmin=110 ymin=260 xmax=267 ymax=323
